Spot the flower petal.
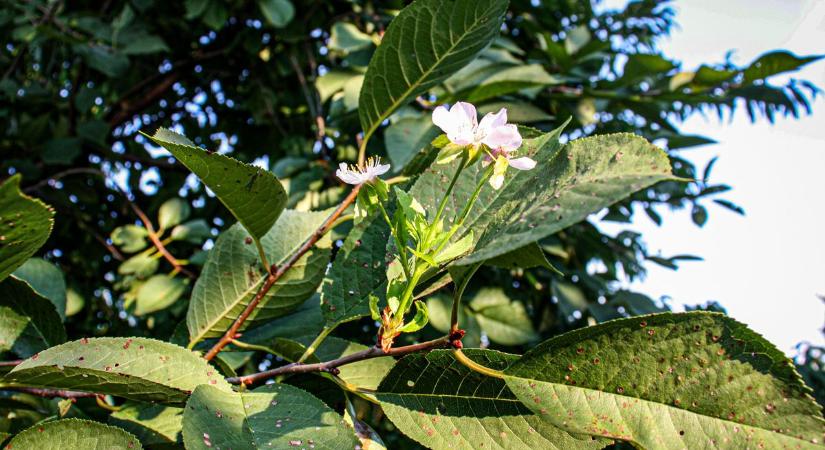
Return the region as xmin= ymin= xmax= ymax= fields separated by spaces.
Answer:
xmin=373 ymin=163 xmax=392 ymax=177
xmin=432 ymin=105 xmax=454 ymax=133
xmin=508 ymin=157 xmax=536 ymax=170
xmin=488 ymin=155 xmax=509 ymax=190
xmin=478 ymin=107 xmax=508 ymax=135
xmin=452 ymin=102 xmax=478 ymax=129
xmin=482 ymin=124 xmax=522 ymax=152
xmin=336 ymin=164 xmax=362 ymax=185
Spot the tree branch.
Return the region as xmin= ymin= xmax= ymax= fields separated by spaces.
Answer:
xmin=2 ymin=386 xmax=97 ymax=399
xmin=127 ymin=200 xmax=196 ymax=280
xmin=227 ymin=331 xmax=464 ymax=386
xmin=202 ymin=185 xmax=362 ymax=360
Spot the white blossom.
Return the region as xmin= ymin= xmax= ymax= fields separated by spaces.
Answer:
xmin=432 ymin=101 xmax=535 ymax=190
xmin=335 ymin=157 xmax=391 ymax=185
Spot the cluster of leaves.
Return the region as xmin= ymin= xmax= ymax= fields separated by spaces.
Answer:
xmin=1 ymin=0 xmax=823 ymax=448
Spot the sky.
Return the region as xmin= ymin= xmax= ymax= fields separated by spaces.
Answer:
xmin=600 ymin=0 xmax=825 ymax=355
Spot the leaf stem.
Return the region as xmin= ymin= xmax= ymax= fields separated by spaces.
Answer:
xmin=434 ymin=165 xmax=493 ymax=255
xmin=202 ymin=185 xmax=361 ymax=361
xmin=229 ymin=339 xmax=280 ymax=356
xmin=297 ymin=326 xmax=333 ymax=364
xmin=452 ymin=349 xmax=505 ymax=379
xmin=430 ymin=155 xmax=467 ymax=236
xmin=253 ymin=238 xmax=271 ymax=275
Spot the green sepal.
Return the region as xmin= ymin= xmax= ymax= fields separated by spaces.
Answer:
xmin=435 ymin=142 xmax=466 ymax=165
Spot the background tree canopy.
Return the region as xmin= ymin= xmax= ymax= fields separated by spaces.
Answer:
xmin=1 ymin=0 xmax=823 ymax=448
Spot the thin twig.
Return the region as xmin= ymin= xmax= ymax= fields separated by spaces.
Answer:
xmin=202 ymin=185 xmax=362 ymax=360
xmin=3 ymin=386 xmax=97 ymax=399
xmin=0 ymin=360 xmax=22 ymax=367
xmin=227 ymin=332 xmax=462 ymax=385
xmin=127 ymin=201 xmax=196 ymax=280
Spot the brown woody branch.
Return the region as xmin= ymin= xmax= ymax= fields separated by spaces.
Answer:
xmin=227 ymin=331 xmax=464 ymax=386
xmin=4 ymin=386 xmax=97 ymax=399
xmin=202 ymin=185 xmax=362 ymax=360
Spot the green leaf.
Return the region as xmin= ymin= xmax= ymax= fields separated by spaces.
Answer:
xmin=118 ymin=253 xmax=159 ymax=278
xmin=187 ymin=210 xmax=330 ymax=343
xmin=316 ymin=70 xmax=359 ymax=102
xmin=184 ymin=0 xmax=209 ymax=19
xmin=182 ymin=383 xmax=360 ymax=450
xmin=202 ymin=1 xmax=228 ymax=29
xmin=468 ymin=288 xmax=537 ymax=345
xmin=12 ymin=257 xmax=67 ymax=319
xmin=231 ymin=295 xmax=324 ymax=348
xmin=0 ymin=174 xmax=54 ymax=283
xmin=589 ymin=290 xmax=666 ymax=322
xmin=109 ymin=403 xmax=184 ymax=446
xmin=358 ymin=0 xmax=508 ymax=138
xmin=158 ymin=198 xmax=191 ymax=230
xmin=135 ymin=275 xmax=187 ymax=316
xmin=6 ymin=337 xmax=231 ymax=405
xmin=6 ymin=418 xmax=143 ymax=449
xmin=564 ymin=25 xmax=591 ymax=55
xmin=111 ymin=224 xmax=149 ymax=253
xmin=621 ymin=53 xmax=675 ymax=83
xmin=485 ymin=242 xmax=555 ymax=271
xmin=552 ymin=281 xmax=588 ymax=319
xmin=329 ymin=22 xmax=374 ymax=53
xmin=171 ymin=218 xmax=212 ymax=243
xmin=504 ymin=312 xmax=825 ymax=448
xmin=478 ymin=101 xmax=553 ymax=123
xmin=146 ymin=128 xmax=287 ymax=244
xmin=455 ymin=64 xmax=561 ymax=104
xmin=77 ymin=119 xmax=110 ymax=146
xmin=410 ymin=125 xmax=674 ymax=265
xmin=75 ymin=44 xmax=130 ymax=77
xmin=743 ymin=51 xmax=824 ymax=84
xmin=258 ymin=0 xmax=294 ymax=28
xmin=321 ymin=213 xmax=391 ymax=327
xmin=65 ymin=287 xmax=85 ymax=316
xmin=0 ymin=277 xmax=66 ymax=358
xmin=120 ymin=34 xmax=170 ymax=55
xmin=692 ymin=204 xmax=708 ymax=227
xmin=384 ymin=116 xmax=440 ymax=173
xmin=345 ymin=405 xmax=388 ymax=450
xmin=376 ymin=350 xmax=606 ymax=450
xmin=42 ymin=137 xmax=82 ymax=165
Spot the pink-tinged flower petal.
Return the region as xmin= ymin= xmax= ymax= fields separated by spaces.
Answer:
xmin=482 ymin=124 xmax=522 ymax=151
xmin=478 ymin=108 xmax=508 ymax=136
xmin=508 ymin=157 xmax=536 ymax=170
xmin=452 ymin=102 xmax=478 ymax=129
